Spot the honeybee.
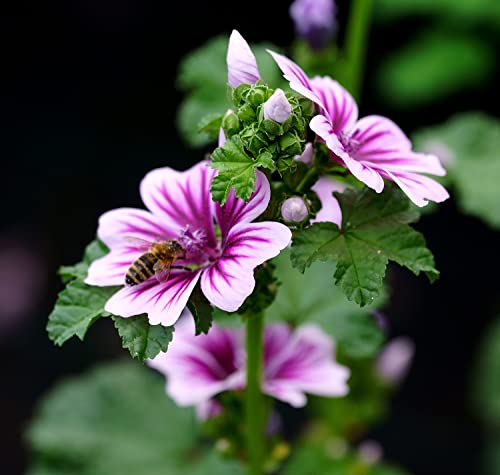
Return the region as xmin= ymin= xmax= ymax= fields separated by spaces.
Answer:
xmin=124 ymin=237 xmax=186 ymax=286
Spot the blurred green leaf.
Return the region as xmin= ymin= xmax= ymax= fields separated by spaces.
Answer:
xmin=267 ymin=249 xmax=386 ymax=358
xmin=472 ymin=317 xmax=500 ymax=427
xmin=59 ymin=239 xmax=108 ymax=283
xmin=281 ymin=441 xmax=411 ymax=475
xmin=176 ymin=35 xmax=284 ymax=147
xmin=376 ymin=31 xmax=494 ymax=108
xmin=374 ymin=0 xmax=500 ymax=27
xmin=414 ymin=112 xmax=500 ymax=228
xmin=25 ymin=361 xmax=244 ymax=475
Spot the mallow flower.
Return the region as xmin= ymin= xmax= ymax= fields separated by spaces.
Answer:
xmin=267 ymin=49 xmax=449 ymax=207
xmin=148 ymin=317 xmax=350 ymax=412
xmin=85 ymin=162 xmax=291 ymax=326
xmin=290 ymin=0 xmax=337 ymax=50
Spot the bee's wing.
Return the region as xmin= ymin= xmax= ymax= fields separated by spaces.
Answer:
xmin=153 ymin=258 xmax=174 ymax=284
xmin=123 ymin=236 xmax=153 ymax=251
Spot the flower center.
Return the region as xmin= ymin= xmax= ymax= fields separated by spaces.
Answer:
xmin=339 ymin=130 xmax=362 ymax=156
xmin=177 ymin=225 xmax=219 ymax=265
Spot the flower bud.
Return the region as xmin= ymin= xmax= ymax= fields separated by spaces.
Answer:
xmin=222 ymin=110 xmax=241 ymax=137
xmin=281 ymin=197 xmax=308 ymax=223
xmin=263 ymin=89 xmax=292 ymax=124
xmin=238 ymin=103 xmax=257 ymax=123
xmin=290 ymin=0 xmax=337 ymax=50
xmin=280 ymin=132 xmax=303 ymax=156
xmin=247 ymin=85 xmax=269 ymax=107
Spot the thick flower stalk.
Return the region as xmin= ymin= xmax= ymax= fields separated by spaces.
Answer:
xmin=148 ymin=315 xmax=350 ymax=413
xmin=267 ymin=49 xmax=450 ymax=207
xmin=85 ymin=162 xmax=291 ymax=326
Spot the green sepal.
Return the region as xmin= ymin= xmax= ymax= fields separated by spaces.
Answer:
xmin=187 ymin=285 xmax=214 ymax=335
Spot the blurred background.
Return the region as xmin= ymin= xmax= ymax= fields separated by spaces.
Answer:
xmin=1 ymin=0 xmax=499 ymax=474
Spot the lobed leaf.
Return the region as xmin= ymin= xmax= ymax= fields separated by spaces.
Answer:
xmin=291 ymin=186 xmax=438 ymax=307
xmin=112 ymin=315 xmax=174 ymax=362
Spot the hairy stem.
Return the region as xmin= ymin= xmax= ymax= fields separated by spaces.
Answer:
xmin=246 ymin=312 xmax=265 ymax=475
xmin=344 ymin=0 xmax=373 ymax=101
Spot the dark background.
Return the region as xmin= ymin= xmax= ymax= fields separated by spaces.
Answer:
xmin=1 ymin=1 xmax=499 ymax=474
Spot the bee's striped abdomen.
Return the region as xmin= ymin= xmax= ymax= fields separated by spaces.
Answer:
xmin=125 ymin=252 xmax=156 ymax=286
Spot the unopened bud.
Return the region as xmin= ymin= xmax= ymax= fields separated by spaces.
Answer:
xmin=263 ymin=89 xmax=292 ymax=124
xmin=222 ymin=110 xmax=241 ymax=137
xmin=281 ymin=197 xmax=308 ymax=223
xmin=238 ymin=103 xmax=256 ymax=123
xmin=280 ymin=132 xmax=303 ymax=155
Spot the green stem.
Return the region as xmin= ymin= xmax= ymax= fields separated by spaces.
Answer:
xmin=246 ymin=312 xmax=265 ymax=475
xmin=296 ymin=166 xmax=318 ymax=193
xmin=344 ymin=0 xmax=373 ymax=102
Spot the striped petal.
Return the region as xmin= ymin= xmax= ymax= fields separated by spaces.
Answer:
xmin=310 ymin=76 xmax=358 ymax=132
xmin=85 ymin=248 xmax=140 ymax=286
xmin=263 ymin=323 xmax=350 ymax=407
xmin=200 ymin=221 xmax=291 ymax=312
xmin=104 ymin=269 xmax=202 ymax=326
xmin=140 ymin=162 xmax=217 ymax=246
xmin=148 ymin=316 xmax=244 ymax=406
xmin=214 ymin=170 xmax=271 ymax=239
xmin=227 ymin=30 xmax=260 ymax=87
xmin=267 ymin=49 xmax=320 ymax=105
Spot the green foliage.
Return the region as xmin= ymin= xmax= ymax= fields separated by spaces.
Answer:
xmin=291 ymin=186 xmax=438 ymax=307
xmin=210 ymin=136 xmax=275 ymax=203
xmin=187 ymin=285 xmax=214 ymax=335
xmin=48 ymin=239 xmax=175 ymax=361
xmin=471 ymin=317 xmax=500 ymax=428
xmin=376 ymin=31 xmax=494 ymax=108
xmin=414 ymin=113 xmax=500 ymax=228
xmin=176 ymin=35 xmax=284 ymax=147
xmin=113 ymin=315 xmax=174 ymax=362
xmin=375 ymin=0 xmax=500 ymax=27
xmin=25 ymin=361 xmax=244 ymax=475
xmin=267 ymin=250 xmax=386 ymax=358
xmin=47 ymin=280 xmax=118 ymax=346
xmin=48 ymin=240 xmax=118 ymax=346
xmin=281 ymin=440 xmax=411 ymax=475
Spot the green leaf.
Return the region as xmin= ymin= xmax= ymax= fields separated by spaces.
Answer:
xmin=47 ymin=280 xmax=119 ymax=346
xmin=267 ymin=250 xmax=386 ymax=358
xmin=376 ymin=31 xmax=494 ymax=108
xmin=25 ymin=361 xmax=244 ymax=475
xmin=414 ymin=112 xmax=500 ymax=229
xmin=58 ymin=240 xmax=109 ymax=283
xmin=176 ymin=34 xmax=284 ymax=147
xmin=291 ymin=186 xmax=438 ymax=306
xmin=210 ymin=136 xmax=274 ymax=203
xmin=186 ymin=285 xmax=213 ymax=335
xmin=112 ymin=315 xmax=174 ymax=362
xmin=374 ymin=0 xmax=500 ymax=27
xmin=281 ymin=442 xmax=411 ymax=475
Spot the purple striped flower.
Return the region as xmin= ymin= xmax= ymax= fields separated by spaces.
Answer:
xmin=311 ymin=175 xmax=344 ymax=227
xmin=148 ymin=317 xmax=350 ymax=413
xmin=85 ymin=162 xmax=291 ymax=326
xmin=267 ymin=50 xmax=450 ymax=207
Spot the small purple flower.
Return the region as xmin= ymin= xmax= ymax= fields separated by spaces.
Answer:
xmin=227 ymin=29 xmax=261 ymax=88
xmin=85 ymin=162 xmax=291 ymax=326
xmin=376 ymin=336 xmax=415 ymax=385
xmin=290 ymin=0 xmax=337 ymax=50
xmin=281 ymin=197 xmax=308 ymax=223
xmin=263 ymin=89 xmax=292 ymax=123
xmin=148 ymin=318 xmax=350 ymax=411
xmin=267 ymin=50 xmax=450 ymax=207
